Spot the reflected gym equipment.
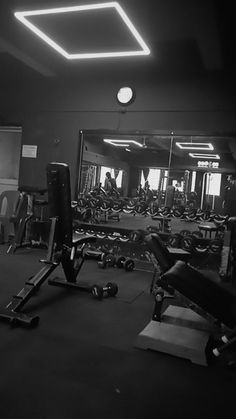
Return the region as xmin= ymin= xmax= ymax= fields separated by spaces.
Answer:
xmin=198 ymin=222 xmax=220 ymax=239
xmin=167 ymin=234 xmax=181 ymax=248
xmin=180 ymin=234 xmax=195 ymax=252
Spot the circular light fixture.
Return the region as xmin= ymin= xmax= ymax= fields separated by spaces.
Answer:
xmin=117 ymin=86 xmax=135 ymax=105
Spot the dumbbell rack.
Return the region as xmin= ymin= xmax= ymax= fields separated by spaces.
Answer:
xmin=75 ymin=222 xmax=225 ymax=273
xmin=74 ymin=223 xmax=147 ymax=261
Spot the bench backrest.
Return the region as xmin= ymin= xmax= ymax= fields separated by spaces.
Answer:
xmin=145 ymin=233 xmax=175 ymax=272
xmin=46 ymin=162 xmax=72 ymax=248
xmin=162 ymin=260 xmax=236 ymax=329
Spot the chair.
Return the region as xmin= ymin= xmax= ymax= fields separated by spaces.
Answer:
xmin=0 ymin=190 xmax=20 ymax=243
xmin=7 ymin=187 xmax=47 ymax=253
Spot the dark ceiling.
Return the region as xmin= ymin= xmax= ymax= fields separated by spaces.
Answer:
xmin=0 ymin=0 xmax=236 ymax=85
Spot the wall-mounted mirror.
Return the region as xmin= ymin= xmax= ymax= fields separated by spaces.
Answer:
xmin=74 ymin=129 xmax=236 ymax=273
xmin=75 ymin=130 xmax=236 ymax=271
xmin=76 ymin=130 xmax=236 ymax=221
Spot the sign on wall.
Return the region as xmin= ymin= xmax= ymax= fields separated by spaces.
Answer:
xmin=22 ymin=145 xmax=38 ymax=158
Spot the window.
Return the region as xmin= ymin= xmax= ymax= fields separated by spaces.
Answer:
xmin=99 ymin=166 xmax=123 ymax=188
xmin=141 ymin=168 xmax=161 ymax=190
xmin=206 ymin=173 xmax=221 ymax=196
xmin=114 ymin=170 xmax=123 ymax=188
xmin=162 ymin=170 xmax=169 ymax=191
xmin=191 ymin=171 xmax=196 ymax=192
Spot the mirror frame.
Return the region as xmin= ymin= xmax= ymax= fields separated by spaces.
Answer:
xmin=75 ymin=128 xmax=236 ymax=199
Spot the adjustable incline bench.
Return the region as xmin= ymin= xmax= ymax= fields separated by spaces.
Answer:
xmin=0 ymin=162 xmax=101 ymax=327
xmin=135 ymin=232 xmax=236 ymax=367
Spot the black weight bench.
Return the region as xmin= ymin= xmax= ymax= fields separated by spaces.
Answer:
xmin=144 ymin=233 xmax=190 ymax=295
xmin=135 ymin=232 xmax=236 ymax=366
xmin=0 ymin=162 xmax=98 ymax=327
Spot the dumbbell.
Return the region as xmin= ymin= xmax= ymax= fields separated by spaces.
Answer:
xmin=179 ymin=229 xmax=191 ymax=237
xmin=116 ymin=256 xmax=135 ymax=271
xmin=180 ymin=234 xmax=195 ymax=252
xmin=91 ymin=282 xmax=118 ymax=300
xmin=209 ymin=239 xmax=223 ymax=254
xmin=167 ymin=233 xmax=181 ymax=248
xmin=97 ymin=253 xmax=116 ymax=269
xmin=129 ymin=230 xmax=145 ymax=243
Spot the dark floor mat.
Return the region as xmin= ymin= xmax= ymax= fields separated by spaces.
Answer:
xmin=54 ymin=259 xmax=153 ymax=303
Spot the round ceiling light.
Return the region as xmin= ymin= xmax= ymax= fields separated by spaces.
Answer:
xmin=117 ymin=86 xmax=135 ymax=105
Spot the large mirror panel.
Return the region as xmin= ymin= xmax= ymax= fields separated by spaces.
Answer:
xmin=74 ymin=130 xmax=236 ymax=274
xmin=78 ymin=131 xmax=170 ymax=199
xmin=76 ymin=130 xmax=236 ymax=221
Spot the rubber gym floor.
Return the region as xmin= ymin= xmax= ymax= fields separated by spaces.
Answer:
xmin=0 ymin=241 xmax=235 ymax=419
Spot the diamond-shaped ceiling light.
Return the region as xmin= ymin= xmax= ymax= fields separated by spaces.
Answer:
xmin=176 ymin=142 xmax=214 ymax=151
xmin=104 ymin=139 xmax=143 ymax=147
xmin=14 ymin=2 xmax=151 ymax=59
xmin=189 ymin=153 xmax=220 ymax=159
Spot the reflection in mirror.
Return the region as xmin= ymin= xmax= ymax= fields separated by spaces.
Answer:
xmin=77 ymin=131 xmax=236 ymax=220
xmin=74 ymin=130 xmax=236 ymax=280
xmin=78 ymin=132 xmax=173 ymax=201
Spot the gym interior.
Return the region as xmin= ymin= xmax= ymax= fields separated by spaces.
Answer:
xmin=0 ymin=1 xmax=236 ymax=418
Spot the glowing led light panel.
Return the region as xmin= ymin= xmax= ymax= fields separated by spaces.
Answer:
xmin=103 ymin=139 xmax=143 ymax=147
xmin=189 ymin=153 xmax=220 ymax=159
xmin=14 ymin=2 xmax=151 ymax=59
xmin=176 ymin=142 xmax=214 ymax=150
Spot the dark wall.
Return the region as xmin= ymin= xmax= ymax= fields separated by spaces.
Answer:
xmin=1 ymin=76 xmax=236 ymax=194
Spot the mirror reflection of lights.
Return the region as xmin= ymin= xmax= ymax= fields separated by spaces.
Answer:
xmin=103 ymin=139 xmax=143 ymax=147
xmin=14 ymin=2 xmax=151 ymax=59
xmin=176 ymin=142 xmax=214 ymax=150
xmin=189 ymin=153 xmax=220 ymax=159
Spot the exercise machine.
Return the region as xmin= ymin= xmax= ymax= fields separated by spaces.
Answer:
xmin=135 ymin=231 xmax=236 ymax=366
xmin=0 ymin=162 xmax=109 ymax=327
xmin=7 ymin=186 xmax=49 ymax=253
